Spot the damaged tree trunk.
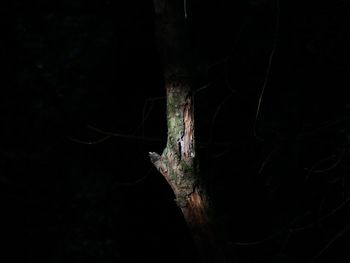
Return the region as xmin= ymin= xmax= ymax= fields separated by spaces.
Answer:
xmin=150 ymin=1 xmax=224 ymax=262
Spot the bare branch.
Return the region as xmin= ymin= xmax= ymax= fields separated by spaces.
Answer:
xmin=309 ymin=224 xmax=350 ymax=263
xmin=254 ymin=0 xmax=280 ymax=141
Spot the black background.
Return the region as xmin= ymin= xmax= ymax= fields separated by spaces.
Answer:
xmin=1 ymin=0 xmax=350 ymax=262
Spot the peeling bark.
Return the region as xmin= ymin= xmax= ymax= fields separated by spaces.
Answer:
xmin=149 ymin=79 xmax=223 ymax=262
xmin=150 ymin=81 xmax=197 ymax=208
xmin=150 ymin=1 xmax=225 ymax=261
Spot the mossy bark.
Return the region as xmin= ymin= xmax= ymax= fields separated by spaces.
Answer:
xmin=150 ymin=1 xmax=225 ymax=262
xmin=149 ymin=75 xmax=219 ymax=263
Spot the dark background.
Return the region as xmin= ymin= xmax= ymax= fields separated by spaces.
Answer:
xmin=1 ymin=0 xmax=350 ymax=262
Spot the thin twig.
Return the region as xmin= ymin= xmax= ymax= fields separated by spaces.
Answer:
xmin=209 ymin=91 xmax=235 ymax=146
xmin=230 ymin=230 xmax=284 ymax=246
xmin=258 ymin=144 xmax=280 ymax=175
xmin=114 ymin=166 xmax=154 ymax=187
xmin=67 ymin=135 xmax=111 ymax=145
xmin=309 ymin=224 xmax=350 ymax=263
xmin=254 ymin=0 xmax=280 ymax=141
xmin=289 ymin=195 xmax=350 ymax=232
xmin=134 ymin=96 xmax=166 ymax=135
xmin=88 ymin=125 xmax=163 ymax=142
xmin=194 ymin=83 xmax=212 ymax=95
xmin=304 ymin=148 xmax=346 ymax=182
xmin=299 ymin=114 xmax=350 ymax=137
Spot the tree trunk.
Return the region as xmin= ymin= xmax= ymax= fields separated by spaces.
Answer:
xmin=150 ymin=1 xmax=225 ymax=262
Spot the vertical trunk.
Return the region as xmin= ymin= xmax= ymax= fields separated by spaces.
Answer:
xmin=150 ymin=1 xmax=224 ymax=262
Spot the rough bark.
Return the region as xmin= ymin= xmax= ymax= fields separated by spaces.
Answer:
xmin=150 ymin=1 xmax=225 ymax=262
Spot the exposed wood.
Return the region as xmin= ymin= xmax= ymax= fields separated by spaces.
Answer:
xmin=150 ymin=1 xmax=225 ymax=261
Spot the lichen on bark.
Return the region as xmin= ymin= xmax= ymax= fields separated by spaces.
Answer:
xmin=151 ymin=80 xmax=198 ymax=208
xmin=150 ymin=0 xmax=224 ymax=261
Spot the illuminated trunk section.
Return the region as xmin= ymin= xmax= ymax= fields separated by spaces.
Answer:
xmin=150 ymin=0 xmax=223 ymax=261
xmin=149 ymin=78 xmax=217 ymax=262
xmin=150 ymin=79 xmax=213 ymax=260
